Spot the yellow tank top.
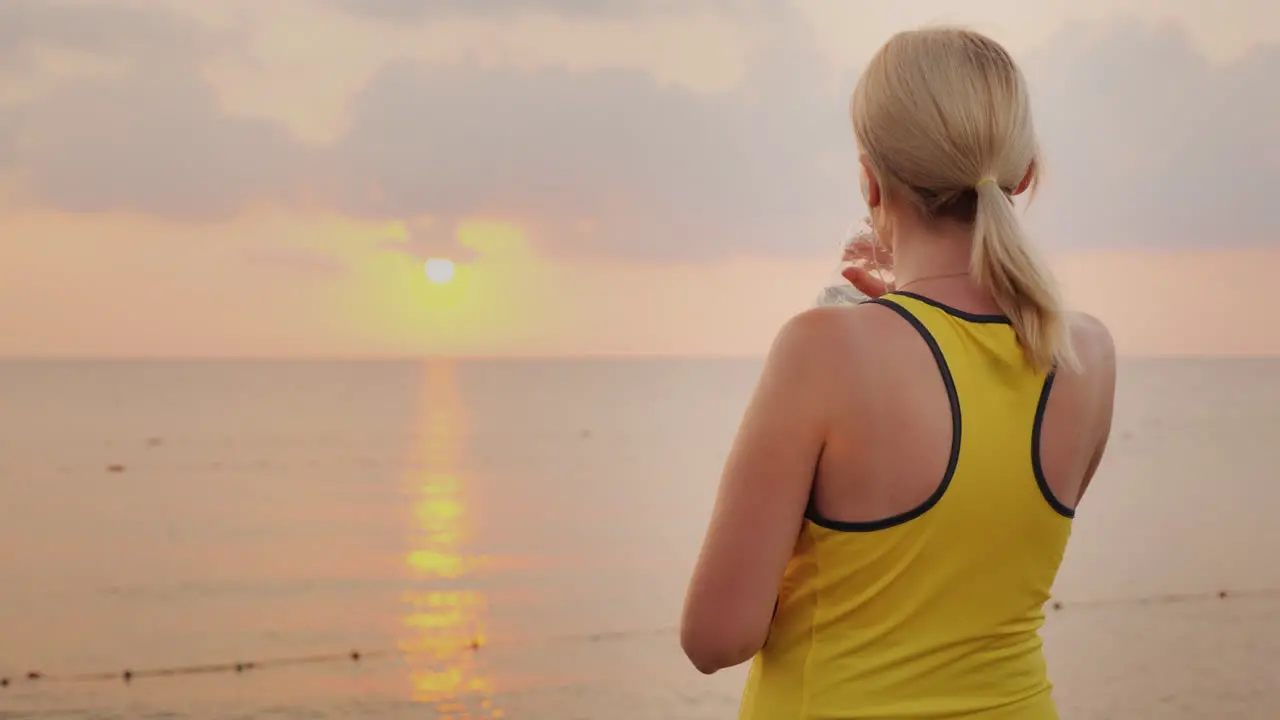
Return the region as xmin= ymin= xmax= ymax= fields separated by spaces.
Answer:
xmin=739 ymin=292 xmax=1075 ymax=720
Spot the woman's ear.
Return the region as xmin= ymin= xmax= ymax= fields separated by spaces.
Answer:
xmin=859 ymin=159 xmax=882 ymax=208
xmin=1013 ymin=160 xmax=1036 ymax=196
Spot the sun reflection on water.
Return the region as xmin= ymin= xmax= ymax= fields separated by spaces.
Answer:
xmin=400 ymin=361 xmax=500 ymax=718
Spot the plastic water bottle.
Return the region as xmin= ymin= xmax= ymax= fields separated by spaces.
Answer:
xmin=814 ymin=220 xmax=875 ymax=307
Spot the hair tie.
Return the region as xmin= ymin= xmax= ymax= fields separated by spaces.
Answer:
xmin=975 ymin=176 xmax=999 ymax=189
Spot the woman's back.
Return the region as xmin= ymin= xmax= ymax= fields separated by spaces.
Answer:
xmin=679 ymin=26 xmax=1117 ymax=720
xmin=738 ymin=292 xmax=1115 ymax=719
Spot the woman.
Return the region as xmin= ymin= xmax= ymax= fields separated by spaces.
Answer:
xmin=680 ymin=27 xmax=1117 ymax=719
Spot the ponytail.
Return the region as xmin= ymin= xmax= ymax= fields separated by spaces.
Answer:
xmin=971 ymin=179 xmax=1075 ymax=372
xmin=850 ymin=25 xmax=1072 ymax=370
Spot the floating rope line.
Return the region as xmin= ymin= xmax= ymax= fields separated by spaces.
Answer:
xmin=1044 ymin=585 xmax=1280 ymax=611
xmin=2 ymin=588 xmax=1276 ymax=689
xmin=0 ymin=624 xmax=674 ymax=689
xmin=2 ymin=647 xmax=405 ymax=688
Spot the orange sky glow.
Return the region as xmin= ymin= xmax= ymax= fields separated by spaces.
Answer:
xmin=2 ymin=1 xmax=1277 ymax=359
xmin=2 ymin=209 xmax=1275 ymax=358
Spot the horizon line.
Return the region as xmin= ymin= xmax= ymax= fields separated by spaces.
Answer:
xmin=0 ymin=352 xmax=1275 ymax=362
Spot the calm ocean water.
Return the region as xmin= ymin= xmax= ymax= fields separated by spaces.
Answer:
xmin=0 ymin=358 xmax=1277 ymax=719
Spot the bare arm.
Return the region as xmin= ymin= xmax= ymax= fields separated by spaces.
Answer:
xmin=1070 ymin=313 xmax=1117 ymax=506
xmin=680 ymin=308 xmax=841 ymax=674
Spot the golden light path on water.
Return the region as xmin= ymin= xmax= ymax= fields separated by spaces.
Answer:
xmin=399 ymin=360 xmax=502 ymax=719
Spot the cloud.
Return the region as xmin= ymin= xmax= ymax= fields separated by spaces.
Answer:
xmin=328 ymin=20 xmax=853 ymax=261
xmin=0 ymin=1 xmax=191 ymax=60
xmin=377 ymin=217 xmax=484 ymax=264
xmin=0 ymin=1 xmax=313 ymax=220
xmin=1023 ymin=20 xmax=1280 ymax=249
xmin=241 ymin=247 xmax=348 ymax=278
xmin=324 ymin=0 xmax=759 ymax=21
xmin=0 ymin=1 xmax=1275 ymax=259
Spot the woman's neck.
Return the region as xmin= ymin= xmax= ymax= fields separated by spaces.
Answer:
xmin=889 ymin=219 xmax=975 ymax=291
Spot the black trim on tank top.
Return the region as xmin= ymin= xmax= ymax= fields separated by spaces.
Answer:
xmin=805 ymin=298 xmax=962 ymax=532
xmin=889 ymin=291 xmax=1011 ymax=325
xmin=1031 ymin=372 xmax=1077 ymax=518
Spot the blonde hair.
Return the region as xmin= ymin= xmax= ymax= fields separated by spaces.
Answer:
xmin=851 ymin=27 xmax=1073 ymax=371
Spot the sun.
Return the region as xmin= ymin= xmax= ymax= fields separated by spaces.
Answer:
xmin=424 ymin=258 xmax=456 ymax=284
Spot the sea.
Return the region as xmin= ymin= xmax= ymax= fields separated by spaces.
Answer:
xmin=0 ymin=358 xmax=1277 ymax=719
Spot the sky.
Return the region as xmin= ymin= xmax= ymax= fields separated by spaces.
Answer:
xmin=1 ymin=0 xmax=1277 ymax=357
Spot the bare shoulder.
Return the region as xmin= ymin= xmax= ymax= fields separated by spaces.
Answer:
xmin=777 ymin=305 xmax=856 ymax=339
xmin=766 ymin=303 xmax=914 ymax=403
xmin=775 ymin=303 xmax=902 ymax=360
xmin=1067 ymin=311 xmax=1113 ymax=346
xmin=1065 ymin=311 xmax=1116 ymax=373
xmin=1061 ymin=314 xmax=1117 ymax=495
